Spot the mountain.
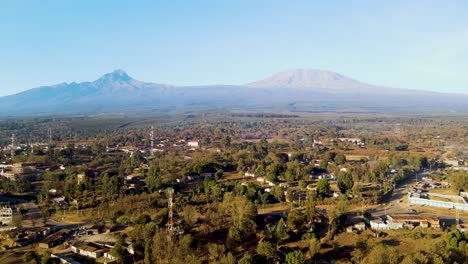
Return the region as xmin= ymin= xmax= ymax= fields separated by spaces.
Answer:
xmin=0 ymin=69 xmax=467 ymax=116
xmin=247 ymin=69 xmax=373 ymax=91
xmin=246 ymin=69 xmax=434 ymax=95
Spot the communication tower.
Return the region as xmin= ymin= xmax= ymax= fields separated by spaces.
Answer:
xmin=167 ymin=188 xmax=174 ymax=231
xmin=48 ymin=128 xmax=52 ymax=145
xmin=150 ymin=126 xmax=154 ymax=156
xmin=10 ymin=134 xmax=15 ymax=158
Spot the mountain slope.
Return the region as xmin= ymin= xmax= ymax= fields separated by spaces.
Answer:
xmin=246 ymin=69 xmax=437 ymax=95
xmin=0 ymin=69 xmax=467 ymax=115
xmin=246 ymin=69 xmax=373 ymax=91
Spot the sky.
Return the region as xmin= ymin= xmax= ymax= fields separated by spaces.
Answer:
xmin=0 ymin=0 xmax=467 ymax=96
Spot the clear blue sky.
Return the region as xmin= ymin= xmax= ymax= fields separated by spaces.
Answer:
xmin=1 ymin=0 xmax=467 ymax=96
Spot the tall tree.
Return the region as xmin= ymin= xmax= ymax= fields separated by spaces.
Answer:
xmin=337 ymin=171 xmax=354 ymax=193
xmin=316 ymin=179 xmax=330 ymax=199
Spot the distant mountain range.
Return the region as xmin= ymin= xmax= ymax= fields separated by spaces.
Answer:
xmin=0 ymin=69 xmax=467 ymax=116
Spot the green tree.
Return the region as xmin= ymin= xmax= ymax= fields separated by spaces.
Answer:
xmin=22 ymin=252 xmax=36 ymax=263
xmin=238 ymin=254 xmax=253 ymax=264
xmin=334 ymin=153 xmax=346 ymax=165
xmin=309 ymin=237 xmax=321 ymax=259
xmin=274 ymin=218 xmax=288 ymax=242
xmin=305 ymin=198 xmax=317 ymax=222
xmin=110 ymin=235 xmax=128 ymax=263
xmin=221 ymin=135 xmax=232 ymax=148
xmin=337 ymin=171 xmax=354 ymax=193
xmin=146 ymin=164 xmax=162 ymax=193
xmin=287 ymin=209 xmax=306 ymax=231
xmin=363 ymin=244 xmax=399 ymax=264
xmin=316 ymin=179 xmax=330 ymax=199
xmin=256 ymin=241 xmax=277 ymax=261
xmin=285 ymin=250 xmax=305 ymax=264
xmin=372 ymin=161 xmax=389 ymax=182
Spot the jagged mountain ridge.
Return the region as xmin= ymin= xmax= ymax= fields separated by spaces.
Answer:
xmin=0 ymin=69 xmax=467 ymax=115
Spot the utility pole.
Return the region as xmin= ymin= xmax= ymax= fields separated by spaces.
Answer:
xmin=10 ymin=134 xmax=15 ymax=158
xmin=150 ymin=126 xmax=154 ymax=156
xmin=48 ymin=128 xmax=52 ymax=145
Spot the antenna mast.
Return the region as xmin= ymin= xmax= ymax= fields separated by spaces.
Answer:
xmin=150 ymin=126 xmax=154 ymax=156
xmin=48 ymin=128 xmax=52 ymax=145
xmin=10 ymin=134 xmax=15 ymax=158
xmin=167 ymin=188 xmax=174 ymax=232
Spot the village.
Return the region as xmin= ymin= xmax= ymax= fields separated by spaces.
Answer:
xmin=0 ymin=116 xmax=466 ymax=263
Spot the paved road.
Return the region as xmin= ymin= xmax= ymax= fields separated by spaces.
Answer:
xmin=372 ymin=173 xmax=468 ymax=222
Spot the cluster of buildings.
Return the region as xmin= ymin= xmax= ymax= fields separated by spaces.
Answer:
xmin=0 ymin=162 xmax=39 ymax=181
xmin=9 ymin=223 xmax=123 ymax=263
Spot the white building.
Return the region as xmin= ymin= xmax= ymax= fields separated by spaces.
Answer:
xmin=244 ymin=172 xmax=258 ymax=177
xmin=187 ymin=141 xmax=200 ymax=148
xmin=0 ymin=204 xmax=14 ymax=224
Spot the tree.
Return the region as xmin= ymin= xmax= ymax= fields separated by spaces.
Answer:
xmin=334 ymin=153 xmax=346 ymax=165
xmin=274 ymin=218 xmax=288 ymax=242
xmin=256 ymin=241 xmax=277 ymax=261
xmin=337 ymin=171 xmax=354 ymax=193
xmin=22 ymin=252 xmax=36 ymax=263
xmin=287 ymin=209 xmax=306 ymax=231
xmin=319 ymin=159 xmax=328 ymax=169
xmin=207 ymin=243 xmax=226 ymax=263
xmin=110 ymin=235 xmax=128 ymax=263
xmin=363 ymin=244 xmax=399 ymax=264
xmin=220 ymin=135 xmax=232 ymax=148
xmin=316 ymin=179 xmax=330 ymax=199
xmin=373 ymin=161 xmax=389 ymax=182
xmin=305 ymin=198 xmax=317 ymax=222
xmin=285 ymin=250 xmax=305 ymax=264
xmin=183 ymin=205 xmax=197 ymax=228
xmin=237 ymin=158 xmax=247 ymax=174
xmin=272 ymin=186 xmax=285 ymax=202
xmin=238 ymin=254 xmax=253 ymax=264
xmin=309 ymin=237 xmax=321 ymax=259
xmin=135 ymin=214 xmax=152 ymax=225
xmin=146 ymin=164 xmax=162 ymax=193
xmin=220 ymin=193 xmax=257 ymax=238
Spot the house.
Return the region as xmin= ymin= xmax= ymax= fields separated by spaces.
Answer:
xmin=0 ymin=169 xmax=17 ymax=181
xmin=332 ymin=192 xmax=343 ymax=198
xmin=346 ymin=222 xmax=366 ymax=233
xmin=70 ymin=242 xmax=115 ymax=260
xmin=86 ymin=225 xmax=104 ymax=235
xmin=187 ymin=141 xmax=200 ymax=148
xmin=77 ymin=170 xmax=98 ymax=185
xmin=38 ymin=229 xmax=71 ymax=249
xmin=387 ymin=214 xmax=440 ymax=228
xmin=354 ymin=222 xmax=366 ymax=231
xmin=244 ymin=172 xmax=258 ymax=177
xmin=52 ymin=197 xmax=68 ymax=206
xmin=51 ymin=253 xmax=81 ymax=264
xmin=369 ymin=218 xmax=401 ymax=230
xmin=12 ymin=162 xmax=37 ymax=174
xmin=71 ymin=242 xmax=106 ymax=259
xmin=0 ymin=203 xmax=14 ymax=224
